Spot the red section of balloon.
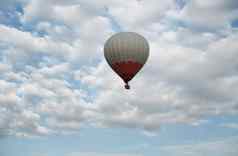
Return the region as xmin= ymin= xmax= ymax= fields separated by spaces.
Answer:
xmin=112 ymin=60 xmax=143 ymax=83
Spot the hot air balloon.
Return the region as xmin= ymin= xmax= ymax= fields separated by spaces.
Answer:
xmin=104 ymin=32 xmax=149 ymax=89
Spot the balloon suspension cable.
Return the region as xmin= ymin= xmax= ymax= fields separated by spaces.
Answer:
xmin=125 ymin=82 xmax=130 ymax=90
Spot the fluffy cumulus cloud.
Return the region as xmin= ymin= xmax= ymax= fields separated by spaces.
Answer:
xmin=176 ymin=0 xmax=238 ymax=30
xmin=0 ymin=0 xmax=238 ymax=138
xmin=78 ymin=29 xmax=238 ymax=132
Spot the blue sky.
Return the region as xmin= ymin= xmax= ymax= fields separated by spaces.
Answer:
xmin=0 ymin=0 xmax=238 ymax=156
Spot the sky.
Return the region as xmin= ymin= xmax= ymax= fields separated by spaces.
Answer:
xmin=0 ymin=0 xmax=238 ymax=156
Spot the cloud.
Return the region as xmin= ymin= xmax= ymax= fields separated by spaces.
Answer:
xmin=0 ymin=78 xmax=52 ymax=137
xmin=67 ymin=152 xmax=142 ymax=156
xmin=0 ymin=25 xmax=73 ymax=68
xmin=104 ymin=0 xmax=175 ymax=30
xmin=177 ymin=0 xmax=238 ymax=30
xmin=221 ymin=123 xmax=238 ymax=129
xmin=0 ymin=0 xmax=238 ymax=138
xmin=19 ymin=0 xmax=114 ymax=64
xmin=73 ymin=28 xmax=238 ymax=133
xmin=160 ymin=136 xmax=238 ymax=156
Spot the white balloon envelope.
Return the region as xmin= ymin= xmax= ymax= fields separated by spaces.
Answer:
xmin=104 ymin=32 xmax=150 ymax=89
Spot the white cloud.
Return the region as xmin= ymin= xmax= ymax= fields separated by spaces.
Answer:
xmin=221 ymin=123 xmax=238 ymax=129
xmin=75 ymin=28 xmax=238 ymax=133
xmin=21 ymin=0 xmax=80 ymax=23
xmin=160 ymin=136 xmax=238 ymax=156
xmin=0 ymin=0 xmax=238 ymax=138
xmin=105 ymin=0 xmax=175 ymax=30
xmin=0 ymin=22 xmax=112 ymax=69
xmin=0 ymin=79 xmax=52 ymax=137
xmin=67 ymin=152 xmax=142 ymax=156
xmin=160 ymin=27 xmax=221 ymax=49
xmin=177 ymin=0 xmax=238 ymax=30
xmin=0 ymin=25 xmax=73 ymax=67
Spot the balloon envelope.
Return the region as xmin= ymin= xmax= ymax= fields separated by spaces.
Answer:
xmin=104 ymin=32 xmax=149 ymax=89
